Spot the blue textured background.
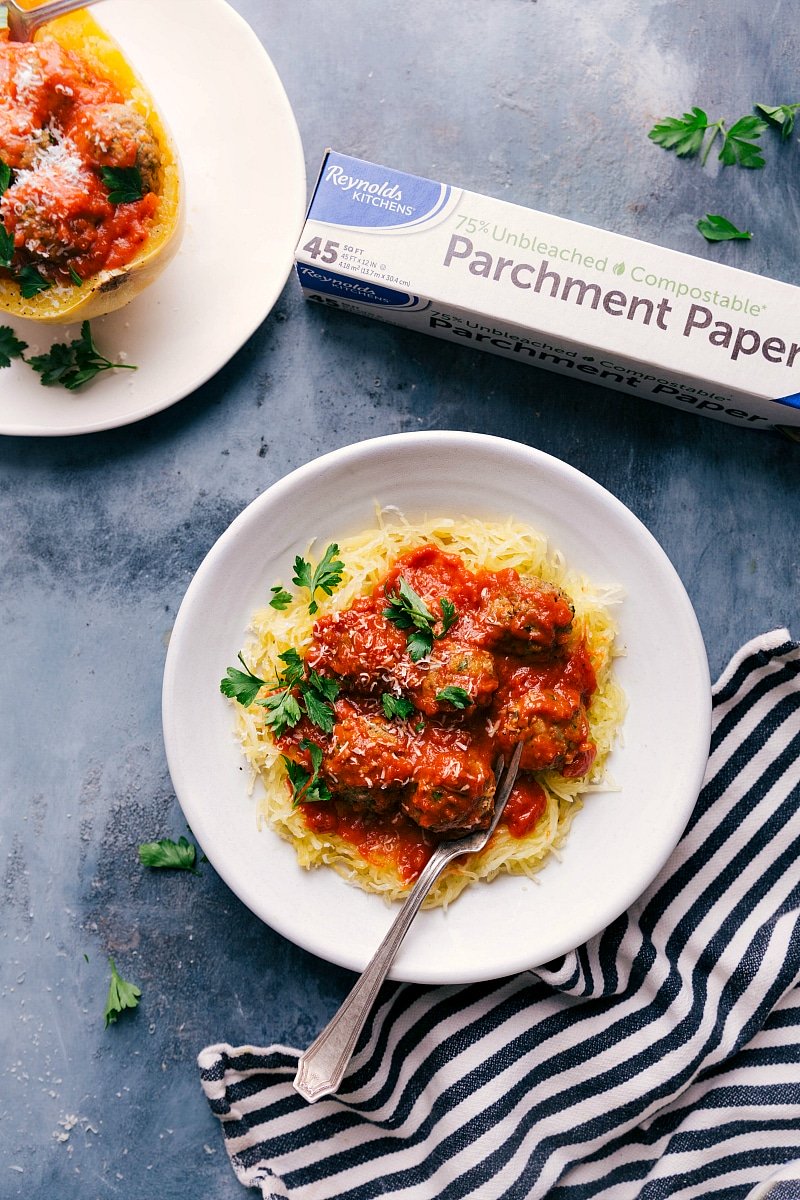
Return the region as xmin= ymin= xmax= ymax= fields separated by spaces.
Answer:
xmin=1 ymin=1 xmax=797 ymax=1195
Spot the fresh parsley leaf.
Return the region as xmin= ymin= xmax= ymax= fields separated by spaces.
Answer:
xmin=292 ymin=543 xmax=345 ymax=614
xmin=259 ymin=687 xmax=302 ymax=734
xmin=103 ymin=958 xmax=141 ymax=1028
xmin=0 ymin=159 xmax=10 ymax=194
xmin=0 ymin=325 xmax=27 ymax=368
xmin=282 ymin=740 xmax=332 ymax=805
xmin=718 ymin=114 xmax=768 ymax=168
xmin=382 ymin=693 xmax=415 ymax=720
xmin=405 ymin=627 xmax=433 ymax=662
xmin=69 ymin=265 xmax=83 ymax=287
xmin=138 ymin=835 xmax=198 ymax=872
xmin=300 ymin=738 xmax=325 ymax=778
xmin=435 ymin=686 xmax=473 ymax=709
xmin=384 ymin=576 xmax=434 ymax=631
xmin=302 ymin=668 xmax=339 ymax=724
xmin=383 ymin=577 xmax=459 ymax=662
xmin=101 ymin=165 xmax=144 ymax=204
xmin=220 ymin=653 xmax=269 ymax=706
xmin=648 ymin=107 xmax=709 ymax=157
xmin=27 ymin=321 xmax=136 ymax=390
xmin=755 ymin=102 xmax=800 ymax=140
xmin=301 ymin=677 xmax=338 ymax=733
xmin=276 ymin=647 xmax=304 ymax=687
xmin=0 ymin=221 xmax=13 ymax=269
xmin=269 ymin=584 xmax=293 ymax=610
xmin=17 ymin=264 xmax=52 ymax=299
xmin=696 ymin=213 xmax=752 ymax=242
xmin=438 ymin=598 xmax=457 ymax=637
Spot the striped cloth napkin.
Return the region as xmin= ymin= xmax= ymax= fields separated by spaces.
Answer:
xmin=198 ymin=629 xmax=800 ymax=1200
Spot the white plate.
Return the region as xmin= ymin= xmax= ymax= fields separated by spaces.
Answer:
xmin=162 ymin=432 xmax=711 ymax=985
xmin=0 ymin=0 xmax=306 ymax=436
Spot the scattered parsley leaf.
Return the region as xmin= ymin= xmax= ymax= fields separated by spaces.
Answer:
xmin=300 ymin=669 xmax=339 ymax=731
xmin=696 ymin=213 xmax=752 ymax=242
xmin=17 ymin=264 xmax=52 ymax=299
xmin=220 ymin=653 xmax=269 ymax=706
xmin=406 ymin=627 xmax=433 ymax=662
xmin=435 ymin=686 xmax=473 ymax=709
xmin=259 ymin=687 xmax=302 ymax=734
xmin=718 ymin=114 xmax=768 ymax=168
xmin=138 ymin=835 xmax=198 ymax=872
xmin=101 ymin=165 xmax=144 ymax=204
xmin=269 ymin=584 xmax=293 ymax=610
xmin=755 ymin=101 xmax=800 ymax=140
xmin=0 ymin=325 xmax=27 ymax=368
xmin=438 ymin=598 xmax=457 ymax=638
xmin=300 ymin=671 xmax=339 ymax=733
xmin=648 ymin=106 xmax=710 ymax=157
xmin=27 ymin=321 xmax=136 ymax=390
xmin=69 ymin=265 xmax=83 ymax=287
xmin=292 ymin=544 xmax=345 ymax=614
xmin=224 ymin=647 xmax=337 ymax=736
xmin=283 ymin=740 xmax=332 ymax=805
xmin=0 ymin=159 xmax=10 ymax=194
xmin=103 ymin=958 xmax=141 ymax=1028
xmin=382 ymin=693 xmax=415 ymax=721
xmin=0 ymin=221 xmax=13 ymax=269
xmin=276 ymin=647 xmax=305 ymax=687
xmin=383 ymin=577 xmax=459 ymax=662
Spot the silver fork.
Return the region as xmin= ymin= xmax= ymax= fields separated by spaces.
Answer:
xmin=4 ymin=0 xmax=102 ymax=41
xmin=293 ymin=741 xmax=524 ymax=1103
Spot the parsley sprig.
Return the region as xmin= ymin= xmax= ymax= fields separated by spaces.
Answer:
xmin=649 ymin=107 xmax=768 ymax=168
xmin=292 ymin=544 xmax=345 ymax=614
xmin=282 ymin=740 xmax=332 ymax=806
xmin=27 ymin=321 xmax=136 ymax=389
xmin=0 ymin=326 xmax=27 ymax=368
xmin=103 ymin=958 xmax=141 ymax=1028
xmin=383 ymin=577 xmax=458 ymax=662
xmin=220 ymin=648 xmax=339 ymax=737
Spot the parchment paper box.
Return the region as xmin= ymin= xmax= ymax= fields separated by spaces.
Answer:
xmin=295 ymin=150 xmax=800 ymax=434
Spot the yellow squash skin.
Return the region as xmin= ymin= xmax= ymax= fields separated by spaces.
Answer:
xmin=0 ymin=10 xmax=184 ymax=323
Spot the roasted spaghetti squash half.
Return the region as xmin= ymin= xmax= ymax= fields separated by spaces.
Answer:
xmin=0 ymin=9 xmax=183 ymax=322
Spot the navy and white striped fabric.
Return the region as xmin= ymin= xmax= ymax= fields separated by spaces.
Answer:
xmin=199 ymin=629 xmax=800 ymax=1200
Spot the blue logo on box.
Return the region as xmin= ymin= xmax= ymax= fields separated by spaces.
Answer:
xmin=775 ymin=392 xmax=800 ymax=409
xmin=296 ymin=263 xmax=429 ymax=311
xmin=309 ymin=152 xmax=453 ymax=231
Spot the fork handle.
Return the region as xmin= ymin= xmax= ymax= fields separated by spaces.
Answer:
xmin=293 ymin=841 xmax=454 ymax=1103
xmin=6 ymin=0 xmax=102 ymax=41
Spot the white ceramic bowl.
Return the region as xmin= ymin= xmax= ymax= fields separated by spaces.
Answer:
xmin=162 ymin=431 xmax=711 ymax=984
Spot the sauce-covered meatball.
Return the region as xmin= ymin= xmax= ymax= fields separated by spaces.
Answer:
xmin=67 ymin=102 xmax=160 ymax=193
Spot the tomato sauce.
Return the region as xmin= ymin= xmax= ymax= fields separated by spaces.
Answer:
xmin=279 ymin=545 xmax=598 ymax=882
xmin=0 ymin=37 xmax=159 ymax=283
